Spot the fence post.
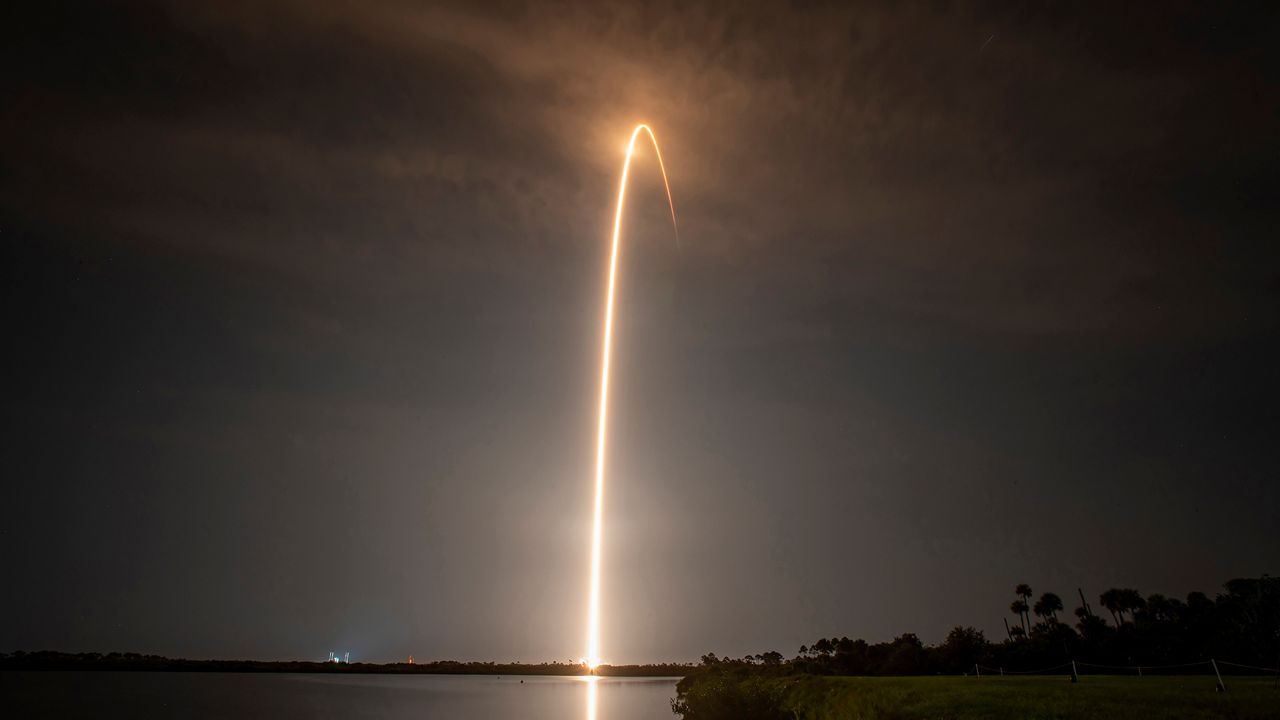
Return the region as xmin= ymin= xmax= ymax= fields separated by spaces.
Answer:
xmin=1070 ymin=660 xmax=1079 ymax=683
xmin=1211 ymin=659 xmax=1225 ymax=692
xmin=1137 ymin=666 xmax=1142 ymax=678
xmin=975 ymin=663 xmax=981 ymax=678
xmin=1000 ymin=667 xmax=1004 ymax=676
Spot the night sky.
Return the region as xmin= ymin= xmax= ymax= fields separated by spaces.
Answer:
xmin=3 ymin=1 xmax=1278 ymax=664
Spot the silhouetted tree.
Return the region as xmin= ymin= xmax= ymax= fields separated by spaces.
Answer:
xmin=834 ymin=637 xmax=855 ymax=656
xmin=1033 ymin=592 xmax=1063 ymax=623
xmin=938 ymin=626 xmax=989 ymax=673
xmin=831 ymin=638 xmax=869 ymax=675
xmin=882 ymin=634 xmax=927 ymax=675
xmin=1138 ymin=593 xmax=1179 ymax=623
xmin=1010 ymin=600 xmax=1029 ymax=636
xmin=1074 ymin=606 xmax=1110 ymax=641
xmin=1015 ymin=584 xmax=1033 ymax=632
xmin=1214 ymin=576 xmax=1280 ymax=663
xmin=1100 ymin=589 xmax=1124 ymax=626
xmin=756 ymin=651 xmax=783 ymax=666
xmin=1118 ymin=588 xmax=1146 ymax=622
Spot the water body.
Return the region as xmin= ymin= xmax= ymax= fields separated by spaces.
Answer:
xmin=2 ymin=672 xmax=681 ymax=719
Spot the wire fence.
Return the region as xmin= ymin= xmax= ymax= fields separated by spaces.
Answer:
xmin=972 ymin=657 xmax=1280 ymax=689
xmin=1217 ymin=660 xmax=1280 ymax=674
xmin=1075 ymin=660 xmax=1211 ymax=675
xmin=976 ymin=662 xmax=1072 ymax=676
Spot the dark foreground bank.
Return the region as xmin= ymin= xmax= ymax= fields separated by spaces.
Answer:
xmin=672 ymin=671 xmax=1280 ymax=720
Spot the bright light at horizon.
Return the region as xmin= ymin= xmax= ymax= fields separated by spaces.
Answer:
xmin=585 ymin=123 xmax=678 ymax=671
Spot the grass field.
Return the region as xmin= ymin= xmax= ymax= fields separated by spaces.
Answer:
xmin=780 ymin=675 xmax=1279 ymax=719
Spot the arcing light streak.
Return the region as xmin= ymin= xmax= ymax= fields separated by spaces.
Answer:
xmin=586 ymin=124 xmax=678 ymax=670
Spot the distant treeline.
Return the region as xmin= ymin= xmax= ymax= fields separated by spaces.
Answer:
xmin=0 ymin=652 xmax=689 ymax=677
xmin=6 ymin=575 xmax=1275 ymax=682
xmin=672 ymin=575 xmax=1279 ymax=719
xmin=688 ymin=575 xmax=1279 ymax=677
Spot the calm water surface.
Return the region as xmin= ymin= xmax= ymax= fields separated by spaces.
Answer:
xmin=3 ymin=672 xmax=681 ymax=719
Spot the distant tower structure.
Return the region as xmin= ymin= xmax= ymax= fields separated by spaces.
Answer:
xmin=408 ymin=654 xmax=415 ymax=665
xmin=328 ymin=651 xmax=335 ymax=663
xmin=344 ymin=652 xmax=350 ymax=664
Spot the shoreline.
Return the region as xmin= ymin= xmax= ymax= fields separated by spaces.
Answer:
xmin=0 ymin=652 xmax=690 ymax=677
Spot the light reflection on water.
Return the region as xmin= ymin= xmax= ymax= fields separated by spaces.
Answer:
xmin=4 ymin=671 xmax=681 ymax=719
xmin=585 ymin=675 xmax=599 ymax=720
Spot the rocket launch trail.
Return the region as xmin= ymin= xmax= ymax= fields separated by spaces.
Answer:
xmin=585 ymin=124 xmax=678 ymax=670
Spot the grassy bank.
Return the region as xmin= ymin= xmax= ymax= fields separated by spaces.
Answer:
xmin=675 ymin=673 xmax=1280 ymax=719
xmin=793 ymin=676 xmax=1277 ymax=719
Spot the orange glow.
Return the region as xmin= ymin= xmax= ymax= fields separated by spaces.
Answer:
xmin=586 ymin=124 xmax=678 ymax=670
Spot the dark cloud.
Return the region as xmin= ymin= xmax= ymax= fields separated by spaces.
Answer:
xmin=2 ymin=0 xmax=1278 ymax=662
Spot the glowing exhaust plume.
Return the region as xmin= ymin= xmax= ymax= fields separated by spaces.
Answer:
xmin=586 ymin=124 xmax=678 ymax=670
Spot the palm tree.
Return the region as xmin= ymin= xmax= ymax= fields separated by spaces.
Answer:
xmin=1015 ymin=584 xmax=1033 ymax=632
xmin=1074 ymin=607 xmax=1110 ymax=640
xmin=1099 ymin=589 xmax=1123 ymax=626
xmin=1100 ymin=588 xmax=1145 ymax=625
xmin=1142 ymin=593 xmax=1173 ymax=622
xmin=1033 ymin=592 xmax=1064 ymax=623
xmin=1016 ymin=583 xmax=1033 ymax=604
xmin=1010 ymin=600 xmax=1029 ymax=636
xmin=1119 ymin=589 xmax=1146 ymax=621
